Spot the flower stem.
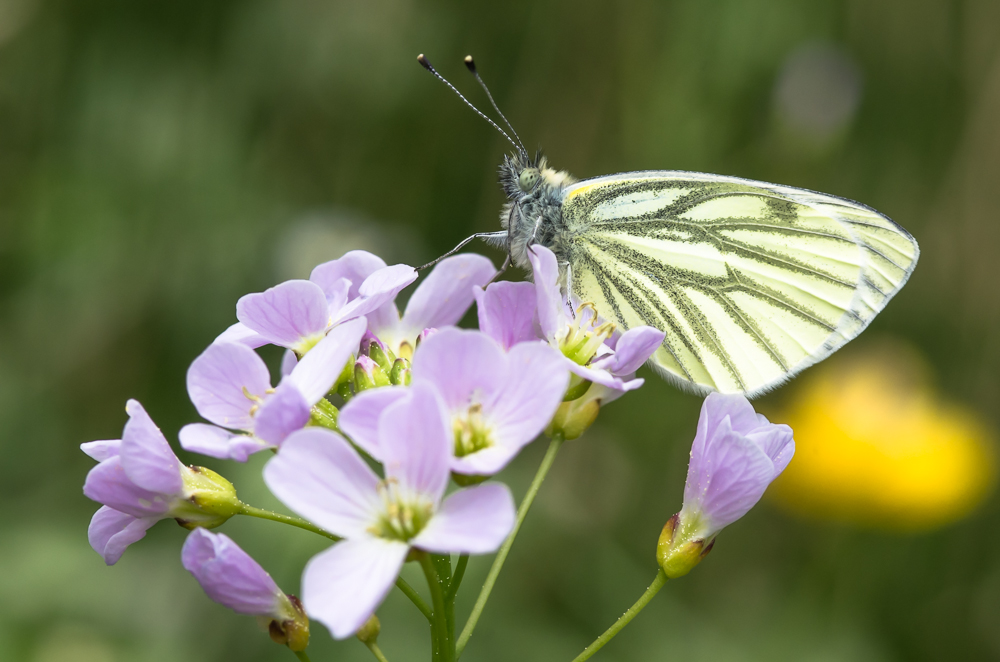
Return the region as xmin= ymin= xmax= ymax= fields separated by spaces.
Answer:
xmin=419 ymin=553 xmax=454 ymax=662
xmin=446 ymin=555 xmax=469 ymax=601
xmin=569 ymin=570 xmax=668 ymax=662
xmin=239 ymin=503 xmax=432 ymax=621
xmin=365 ymin=641 xmax=391 ymax=662
xmin=394 ymin=576 xmax=433 ymax=622
xmin=239 ymin=504 xmax=341 ymax=541
xmin=456 ymin=433 xmax=564 ymax=658
xmin=293 ymin=650 xmax=312 ymax=662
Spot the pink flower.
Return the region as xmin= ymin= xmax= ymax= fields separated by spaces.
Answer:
xmin=263 ymin=384 xmax=515 ymax=638
xmin=180 ymin=318 xmax=365 ymax=461
xmin=340 ymin=328 xmax=569 ymax=476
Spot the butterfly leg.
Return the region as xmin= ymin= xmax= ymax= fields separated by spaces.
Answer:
xmin=525 ymin=214 xmax=544 ymax=254
xmin=485 ymin=252 xmax=512 ymax=285
xmin=417 ymin=231 xmax=508 ymax=271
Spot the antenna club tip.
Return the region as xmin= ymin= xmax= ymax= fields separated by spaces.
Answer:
xmin=417 ymin=53 xmax=431 ymax=69
xmin=463 ymin=55 xmax=477 ymax=72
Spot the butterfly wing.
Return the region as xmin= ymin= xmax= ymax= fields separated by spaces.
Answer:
xmin=558 ymin=170 xmax=919 ymax=396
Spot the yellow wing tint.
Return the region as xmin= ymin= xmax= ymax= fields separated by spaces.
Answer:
xmin=559 ymin=171 xmax=919 ymax=397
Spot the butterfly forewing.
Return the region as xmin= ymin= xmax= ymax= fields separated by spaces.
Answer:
xmin=558 ymin=171 xmax=919 ymax=396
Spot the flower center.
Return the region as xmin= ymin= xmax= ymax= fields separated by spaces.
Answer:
xmin=559 ymin=303 xmax=615 ymax=366
xmin=368 ymin=479 xmax=434 ymax=542
xmin=453 ymin=403 xmax=493 ymax=457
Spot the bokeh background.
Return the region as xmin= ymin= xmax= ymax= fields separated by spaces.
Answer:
xmin=2 ymin=1 xmax=999 ymax=660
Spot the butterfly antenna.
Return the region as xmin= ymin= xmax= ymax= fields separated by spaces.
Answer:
xmin=417 ymin=54 xmax=520 ymax=153
xmin=463 ymin=55 xmax=527 ymax=158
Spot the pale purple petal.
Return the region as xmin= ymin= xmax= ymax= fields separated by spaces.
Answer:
xmin=280 ymin=349 xmax=298 ymax=377
xmin=684 ymin=420 xmax=776 ymax=533
xmin=411 ymin=329 xmax=505 ymax=412
xmin=263 ymin=428 xmax=382 ymax=539
xmin=254 ymin=382 xmax=311 ymax=446
xmin=187 ymin=342 xmax=271 ymax=430
xmin=486 ymin=342 xmax=569 ymax=456
xmin=332 ymin=265 xmax=418 ymax=325
xmin=698 ymin=392 xmax=763 ymax=441
xmin=399 ymin=254 xmax=496 ymax=334
xmin=179 ymin=424 xmax=273 ymax=462
xmin=302 ymin=538 xmax=409 ymax=639
xmin=338 ymin=387 xmax=408 ymax=460
xmin=747 ymin=424 xmax=795 ymax=476
xmin=474 ymin=281 xmax=539 ymax=350
xmin=321 ymin=278 xmax=352 ymax=316
xmin=310 ymin=250 xmax=388 ymax=300
xmin=81 ymin=439 xmax=121 ymax=462
xmin=450 ymin=445 xmax=524 ymax=476
xmin=527 ymin=245 xmax=564 ymax=341
xmin=591 ymin=326 xmax=664 ymax=376
xmin=120 ymin=400 xmax=182 ymax=494
xmin=83 ymin=458 xmax=173 ymax=518
xmin=287 ymin=317 xmax=367 ymax=404
xmin=566 ymin=360 xmax=630 ymax=392
xmin=88 ymin=506 xmax=157 ymax=565
xmin=378 ymin=383 xmax=451 ymax=504
xmin=236 ymin=280 xmax=329 ymax=348
xmin=214 ymin=322 xmax=268 ymax=349
xmin=412 ymin=484 xmax=515 ymax=554
xmin=182 ymin=529 xmax=286 ymax=618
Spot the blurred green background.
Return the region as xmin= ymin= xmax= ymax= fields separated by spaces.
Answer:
xmin=2 ymin=0 xmax=999 ymax=660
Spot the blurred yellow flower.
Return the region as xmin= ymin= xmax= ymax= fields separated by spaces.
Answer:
xmin=767 ymin=342 xmax=995 ymax=530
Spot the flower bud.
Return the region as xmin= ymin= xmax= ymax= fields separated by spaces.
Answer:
xmin=390 ymin=357 xmax=412 ymax=386
xmin=354 ymin=355 xmax=390 ymax=392
xmin=172 ymin=466 xmax=242 ymax=529
xmin=267 ymin=594 xmax=310 ymax=652
xmin=655 ymin=513 xmax=714 ymax=579
xmin=546 ymin=393 xmax=601 ymax=440
xmin=355 ymin=614 xmax=381 ymax=645
xmin=309 ymin=397 xmax=340 ymax=432
xmin=331 ymin=354 xmax=355 ymax=393
xmin=562 ymin=374 xmax=592 ymax=401
xmin=362 ymin=336 xmax=396 ymax=373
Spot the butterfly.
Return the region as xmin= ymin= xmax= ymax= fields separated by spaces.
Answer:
xmin=417 ymin=55 xmax=919 ymax=397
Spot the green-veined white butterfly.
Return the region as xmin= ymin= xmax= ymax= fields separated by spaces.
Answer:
xmin=418 ymin=54 xmax=919 ymax=398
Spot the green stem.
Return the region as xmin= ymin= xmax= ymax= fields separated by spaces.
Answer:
xmin=420 ymin=553 xmax=454 ymax=662
xmin=293 ymin=650 xmax=312 ymax=662
xmin=239 ymin=504 xmax=432 ymax=621
xmin=446 ymin=555 xmax=469 ymax=601
xmin=395 ymin=576 xmax=433 ymax=622
xmin=456 ymin=434 xmax=564 ymax=658
xmin=365 ymin=641 xmax=391 ymax=662
xmin=569 ymin=570 xmax=668 ymax=662
xmin=239 ymin=504 xmax=341 ymax=541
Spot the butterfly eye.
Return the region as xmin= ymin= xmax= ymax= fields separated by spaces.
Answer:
xmin=518 ymin=168 xmax=540 ymax=192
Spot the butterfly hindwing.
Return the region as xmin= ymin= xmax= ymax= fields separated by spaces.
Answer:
xmin=557 ymin=171 xmax=919 ymax=396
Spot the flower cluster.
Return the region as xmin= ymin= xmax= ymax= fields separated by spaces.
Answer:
xmin=80 ymin=245 xmax=794 ymax=658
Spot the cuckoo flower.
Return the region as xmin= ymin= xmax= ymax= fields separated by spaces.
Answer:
xmin=82 ymin=400 xmax=240 ymax=565
xmin=527 ymin=245 xmax=664 ymax=398
xmin=182 ymin=529 xmax=309 ymax=651
xmin=263 ymin=384 xmax=515 ymax=638
xmin=180 ymin=317 xmax=366 ymax=461
xmin=218 ymin=251 xmax=416 ymax=352
xmin=474 ymin=280 xmax=539 ymax=351
xmin=340 ymin=328 xmax=569 ymax=477
xmin=657 ymin=393 xmax=795 ymax=578
xmin=365 ymin=253 xmax=496 ymax=359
